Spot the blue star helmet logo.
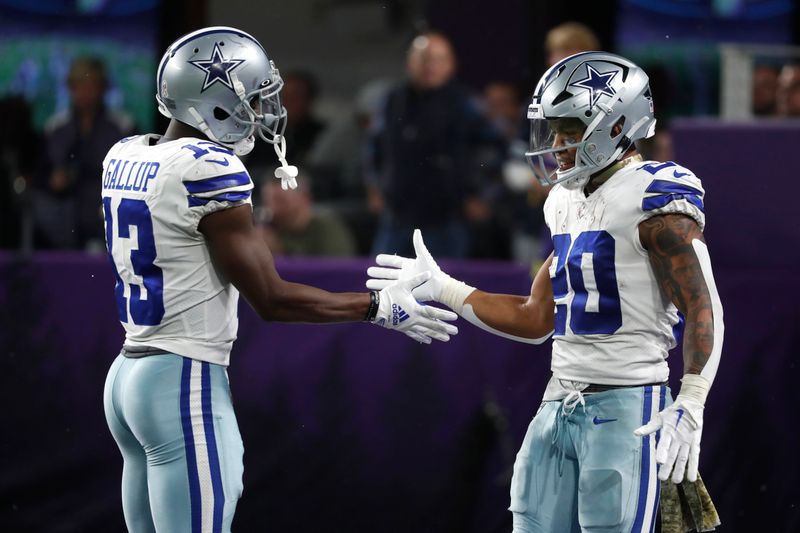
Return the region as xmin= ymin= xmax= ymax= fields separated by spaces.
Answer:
xmin=569 ymin=64 xmax=618 ymax=107
xmin=189 ymin=43 xmax=245 ymax=93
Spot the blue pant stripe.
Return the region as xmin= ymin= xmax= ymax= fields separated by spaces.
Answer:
xmin=181 ymin=358 xmax=202 ymax=533
xmin=632 ymin=385 xmax=653 ymax=532
xmin=201 ymin=362 xmax=225 ymax=533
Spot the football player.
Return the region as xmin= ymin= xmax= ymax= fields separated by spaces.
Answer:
xmin=101 ymin=26 xmax=458 ymax=533
xmin=367 ymin=51 xmax=723 ymax=532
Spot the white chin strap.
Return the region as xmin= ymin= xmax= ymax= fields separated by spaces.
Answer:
xmin=272 ymin=135 xmax=298 ymax=190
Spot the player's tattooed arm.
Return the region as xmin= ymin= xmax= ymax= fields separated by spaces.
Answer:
xmin=639 ymin=214 xmax=714 ymax=375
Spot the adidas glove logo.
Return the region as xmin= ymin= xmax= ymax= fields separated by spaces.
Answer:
xmin=392 ymin=304 xmax=409 ymax=325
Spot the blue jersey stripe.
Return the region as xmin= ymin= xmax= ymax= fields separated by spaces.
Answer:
xmin=187 ymin=190 xmax=251 ymax=208
xmin=188 ymin=196 xmax=209 ymax=208
xmin=183 ymin=171 xmax=251 ymax=194
xmin=201 ymin=362 xmax=225 ymax=533
xmin=672 ymin=311 xmax=686 ymax=347
xmin=645 ymin=179 xmax=703 ymax=197
xmin=642 ymin=193 xmax=704 ymax=213
xmin=632 ymin=385 xmax=653 ymax=532
xmin=181 ymin=358 xmax=202 ymax=533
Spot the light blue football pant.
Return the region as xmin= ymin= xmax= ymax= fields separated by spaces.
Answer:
xmin=103 ymin=353 xmax=244 ymax=533
xmin=510 ymin=385 xmax=671 ymax=533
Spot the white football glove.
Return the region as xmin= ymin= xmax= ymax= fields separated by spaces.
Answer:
xmin=374 ymin=271 xmax=459 ymax=343
xmin=634 ymin=375 xmax=710 ymax=484
xmin=367 ymin=229 xmax=474 ymax=311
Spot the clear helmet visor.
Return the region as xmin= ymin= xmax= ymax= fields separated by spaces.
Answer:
xmin=524 ymin=116 xmax=587 ymax=187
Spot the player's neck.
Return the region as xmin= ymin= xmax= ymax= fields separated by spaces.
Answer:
xmin=583 ymin=150 xmax=642 ymax=197
xmin=158 ymin=120 xmax=208 ymax=144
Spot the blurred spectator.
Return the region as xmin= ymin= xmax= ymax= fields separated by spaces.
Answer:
xmin=0 ymin=96 xmax=40 ymax=249
xmin=308 ymin=78 xmax=392 ymax=202
xmin=279 ymin=71 xmax=327 ymax=163
xmin=257 ymin=172 xmax=356 ymax=257
xmin=34 ymin=56 xmax=134 ymax=250
xmin=366 ymin=31 xmax=498 ymax=258
xmin=307 ymin=79 xmax=393 ymax=255
xmin=777 ymin=63 xmax=800 ymax=117
xmin=466 ymin=81 xmax=524 ymax=259
xmin=752 ymin=65 xmax=780 ymax=116
xmin=545 ymin=22 xmax=600 ymax=66
xmin=245 ymin=70 xmax=327 ymax=188
xmin=480 ymin=81 xmax=550 ymax=263
xmin=483 ymin=81 xmax=526 ymax=141
xmin=638 ymin=128 xmax=674 ymax=163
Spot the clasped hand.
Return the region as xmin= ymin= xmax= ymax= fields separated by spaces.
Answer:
xmin=374 ymin=271 xmax=458 ymax=344
xmin=367 ymin=229 xmax=450 ymax=303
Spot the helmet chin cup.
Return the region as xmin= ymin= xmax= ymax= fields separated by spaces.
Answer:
xmin=526 ymin=139 xmax=592 ymax=188
xmin=552 ymin=161 xmax=593 ymax=189
xmin=233 ymin=136 xmax=255 ymax=156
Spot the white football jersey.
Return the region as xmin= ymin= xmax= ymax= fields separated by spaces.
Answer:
xmin=542 ymin=158 xmax=706 ymax=391
xmin=101 ymin=134 xmax=253 ymax=366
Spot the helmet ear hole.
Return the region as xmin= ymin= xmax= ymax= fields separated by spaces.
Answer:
xmin=214 ymin=107 xmax=230 ymax=120
xmin=610 ymin=116 xmax=626 ymax=138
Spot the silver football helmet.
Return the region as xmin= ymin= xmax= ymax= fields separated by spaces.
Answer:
xmin=156 ymin=26 xmax=286 ymax=156
xmin=525 ymin=51 xmax=657 ymax=189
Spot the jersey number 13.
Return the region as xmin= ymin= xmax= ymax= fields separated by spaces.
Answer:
xmin=102 ymin=197 xmax=165 ymax=326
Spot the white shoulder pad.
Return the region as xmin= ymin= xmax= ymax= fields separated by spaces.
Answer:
xmin=635 ymin=161 xmax=706 ymax=230
xmin=180 ymin=140 xmax=253 ymax=211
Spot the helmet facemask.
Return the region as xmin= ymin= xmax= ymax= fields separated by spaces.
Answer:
xmin=526 ymin=114 xmax=592 ymax=189
xmin=229 ymin=66 xmax=287 ymax=144
xmin=205 ymin=67 xmax=287 ymax=156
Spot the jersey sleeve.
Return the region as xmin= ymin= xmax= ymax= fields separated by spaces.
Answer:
xmin=638 ymin=162 xmax=706 ymax=230
xmin=180 ymin=142 xmax=254 ymax=220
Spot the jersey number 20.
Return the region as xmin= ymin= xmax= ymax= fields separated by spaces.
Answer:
xmin=102 ymin=197 xmax=165 ymax=326
xmin=551 ymin=230 xmax=622 ymax=336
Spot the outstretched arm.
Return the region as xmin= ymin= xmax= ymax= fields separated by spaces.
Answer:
xmin=635 ymin=213 xmax=724 ymax=484
xmin=367 ymin=229 xmax=554 ymax=343
xmin=199 ymin=206 xmax=458 ymax=342
xmin=458 ymin=255 xmax=554 ymax=341
xmin=201 ymin=205 xmax=367 ymax=322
